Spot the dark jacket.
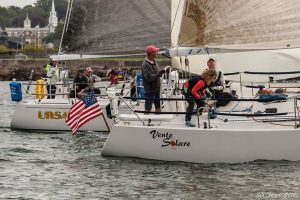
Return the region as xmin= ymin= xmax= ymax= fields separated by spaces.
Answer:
xmin=184 ymin=76 xmax=207 ymax=99
xmin=141 ymin=59 xmax=160 ymax=93
xmin=73 ymin=75 xmax=88 ymax=92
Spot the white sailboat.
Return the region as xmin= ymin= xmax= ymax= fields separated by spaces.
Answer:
xmin=102 ymin=0 xmax=300 ymax=163
xmin=10 ymin=80 xmax=115 ymax=131
xmin=10 ymin=0 xmax=172 ymax=131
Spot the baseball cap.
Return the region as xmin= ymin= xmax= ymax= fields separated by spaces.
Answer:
xmin=145 ymin=45 xmax=160 ymax=53
xmin=207 ymin=57 xmax=216 ymax=62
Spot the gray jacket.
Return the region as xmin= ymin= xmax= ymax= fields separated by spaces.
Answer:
xmin=141 ymin=59 xmax=161 ymax=93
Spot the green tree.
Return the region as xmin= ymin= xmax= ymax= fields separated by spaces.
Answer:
xmin=0 ymin=0 xmax=68 ymax=29
xmin=24 ymin=6 xmax=48 ymax=27
xmin=0 ymin=7 xmax=13 ymax=28
xmin=53 ymin=0 xmax=68 ymax=20
xmin=34 ymin=0 xmax=68 ymax=20
xmin=34 ymin=0 xmax=51 ymax=11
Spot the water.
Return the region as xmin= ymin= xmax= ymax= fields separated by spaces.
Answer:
xmin=1 ymin=81 xmax=299 ymax=200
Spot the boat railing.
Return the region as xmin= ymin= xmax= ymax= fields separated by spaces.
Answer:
xmin=119 ymin=96 xmax=146 ymax=126
xmin=116 ymin=96 xmax=210 ymax=128
xmin=20 ymin=82 xmax=109 ymax=104
xmin=293 ymin=97 xmax=300 ymax=128
xmin=223 ymin=71 xmax=300 ymax=97
xmin=120 ymin=96 xmax=297 ymax=128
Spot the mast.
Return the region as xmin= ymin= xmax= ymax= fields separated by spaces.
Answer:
xmin=58 ymin=0 xmax=73 ymax=54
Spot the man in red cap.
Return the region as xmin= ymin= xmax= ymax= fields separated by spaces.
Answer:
xmin=141 ymin=45 xmax=165 ymax=113
xmin=85 ymin=66 xmax=101 ymax=95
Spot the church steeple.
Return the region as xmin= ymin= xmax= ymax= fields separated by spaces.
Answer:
xmin=49 ymin=0 xmax=58 ymax=33
xmin=51 ymin=0 xmax=56 ymax=13
xmin=24 ymin=13 xmax=31 ymax=29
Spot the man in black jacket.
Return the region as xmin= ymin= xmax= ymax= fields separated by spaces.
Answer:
xmin=141 ymin=45 xmax=165 ymax=113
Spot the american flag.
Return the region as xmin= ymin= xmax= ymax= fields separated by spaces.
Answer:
xmin=66 ymin=90 xmax=102 ymax=134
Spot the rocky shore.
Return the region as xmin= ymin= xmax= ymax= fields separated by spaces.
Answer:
xmin=0 ymin=59 xmax=171 ymax=81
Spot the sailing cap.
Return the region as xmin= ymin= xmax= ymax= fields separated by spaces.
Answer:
xmin=85 ymin=67 xmax=92 ymax=72
xmin=145 ymin=45 xmax=160 ymax=53
xmin=208 ymin=57 xmax=216 ymax=62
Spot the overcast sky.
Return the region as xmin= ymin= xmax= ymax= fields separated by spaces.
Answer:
xmin=0 ymin=0 xmax=37 ymax=8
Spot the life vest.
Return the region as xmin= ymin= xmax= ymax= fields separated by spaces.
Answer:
xmin=44 ymin=64 xmax=50 ymax=74
xmin=117 ymin=71 xmax=124 ymax=80
xmin=258 ymin=88 xmax=273 ymax=95
xmin=35 ymin=79 xmax=46 ymax=99
xmin=210 ymin=71 xmax=223 ymax=87
xmin=184 ymin=76 xmax=207 ymax=95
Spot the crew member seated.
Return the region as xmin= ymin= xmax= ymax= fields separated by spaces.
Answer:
xmin=206 ymin=58 xmax=236 ymax=107
xmin=70 ymin=69 xmax=89 ymax=98
xmin=85 ymin=66 xmax=101 ymax=95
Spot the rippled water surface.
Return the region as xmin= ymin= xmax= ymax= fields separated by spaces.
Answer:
xmin=0 ymin=81 xmax=299 ymax=199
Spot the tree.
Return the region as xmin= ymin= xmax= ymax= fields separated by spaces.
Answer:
xmin=12 ymin=12 xmax=26 ymax=27
xmin=0 ymin=0 xmax=68 ymax=29
xmin=34 ymin=0 xmax=51 ymax=11
xmin=0 ymin=7 xmax=13 ymax=28
xmin=54 ymin=0 xmax=68 ymax=20
xmin=34 ymin=0 xmax=68 ymax=20
xmin=24 ymin=6 xmax=48 ymax=27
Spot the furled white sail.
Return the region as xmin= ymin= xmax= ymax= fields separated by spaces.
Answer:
xmin=60 ymin=0 xmax=171 ymax=56
xmin=171 ymin=0 xmax=300 ymax=82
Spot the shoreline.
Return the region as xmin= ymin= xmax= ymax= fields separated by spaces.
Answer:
xmin=0 ymin=58 xmax=171 ymax=81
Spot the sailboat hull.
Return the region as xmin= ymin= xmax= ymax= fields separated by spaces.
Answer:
xmin=102 ymin=124 xmax=300 ymax=163
xmin=11 ymin=99 xmax=112 ymax=132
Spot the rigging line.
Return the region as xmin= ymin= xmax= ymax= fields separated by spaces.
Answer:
xmin=171 ymin=0 xmax=182 ymax=32
xmin=229 ymin=98 xmax=254 ymax=113
xmin=216 ymin=117 xmax=297 ymax=123
xmin=59 ymin=0 xmax=72 ymax=54
xmin=229 ymin=101 xmax=239 ymax=113
xmin=65 ymin=0 xmax=73 ymax=33
xmin=250 ymin=117 xmax=294 ymax=127
xmin=268 ymin=122 xmax=294 ymax=127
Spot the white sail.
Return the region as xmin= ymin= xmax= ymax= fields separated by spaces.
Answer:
xmin=60 ymin=0 xmax=171 ymax=56
xmin=171 ymin=0 xmax=300 ymax=82
xmin=178 ymin=0 xmax=300 ymax=49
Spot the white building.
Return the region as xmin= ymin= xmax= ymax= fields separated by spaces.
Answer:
xmin=49 ymin=0 xmax=58 ymax=33
xmin=4 ymin=0 xmax=58 ymax=45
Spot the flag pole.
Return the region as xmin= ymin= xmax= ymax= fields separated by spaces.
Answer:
xmin=102 ymin=114 xmax=110 ymax=132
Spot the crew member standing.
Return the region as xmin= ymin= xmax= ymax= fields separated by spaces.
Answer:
xmin=46 ymin=60 xmax=59 ymax=99
xmin=141 ymin=45 xmax=165 ymax=113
